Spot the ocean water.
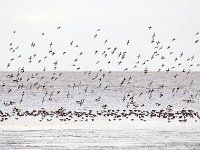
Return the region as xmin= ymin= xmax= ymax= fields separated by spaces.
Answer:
xmin=0 ymin=71 xmax=200 ymax=150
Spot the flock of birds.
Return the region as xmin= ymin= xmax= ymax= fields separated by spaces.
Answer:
xmin=1 ymin=107 xmax=200 ymax=123
xmin=0 ymin=26 xmax=200 ymax=123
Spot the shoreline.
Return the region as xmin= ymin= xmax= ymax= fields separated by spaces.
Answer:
xmin=1 ymin=120 xmax=200 ymax=131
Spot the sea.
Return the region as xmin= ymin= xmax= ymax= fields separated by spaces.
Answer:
xmin=0 ymin=71 xmax=200 ymax=150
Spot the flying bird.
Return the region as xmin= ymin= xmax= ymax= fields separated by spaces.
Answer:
xmin=148 ymin=26 xmax=152 ymax=30
xmin=127 ymin=40 xmax=130 ymax=45
xmin=94 ymin=34 xmax=97 ymax=39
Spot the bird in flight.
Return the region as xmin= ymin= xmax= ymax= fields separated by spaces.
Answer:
xmin=127 ymin=40 xmax=130 ymax=45
xmin=195 ymin=39 xmax=199 ymax=43
xmin=94 ymin=34 xmax=97 ymax=39
xmin=148 ymin=26 xmax=152 ymax=30
xmin=31 ymin=42 xmax=36 ymax=47
xmin=104 ymin=39 xmax=108 ymax=44
xmin=70 ymin=41 xmax=73 ymax=46
xmin=171 ymin=38 xmax=176 ymax=42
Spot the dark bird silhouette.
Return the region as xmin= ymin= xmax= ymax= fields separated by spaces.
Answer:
xmin=31 ymin=42 xmax=36 ymax=47
xmin=156 ymin=41 xmax=160 ymax=45
xmin=171 ymin=38 xmax=176 ymax=42
xmin=104 ymin=39 xmax=108 ymax=44
xmin=70 ymin=41 xmax=73 ymax=46
xmin=49 ymin=42 xmax=53 ymax=48
xmin=7 ymin=63 xmax=10 ymax=68
xmin=127 ymin=40 xmax=130 ymax=45
xmin=94 ymin=34 xmax=97 ymax=39
xmin=137 ymin=54 xmax=141 ymax=59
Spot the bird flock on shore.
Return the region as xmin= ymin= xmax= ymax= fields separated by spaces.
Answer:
xmin=0 ymin=26 xmax=200 ymax=123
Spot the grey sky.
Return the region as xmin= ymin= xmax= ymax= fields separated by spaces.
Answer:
xmin=0 ymin=0 xmax=200 ymax=71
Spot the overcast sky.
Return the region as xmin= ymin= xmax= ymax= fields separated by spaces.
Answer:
xmin=0 ymin=0 xmax=200 ymax=71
